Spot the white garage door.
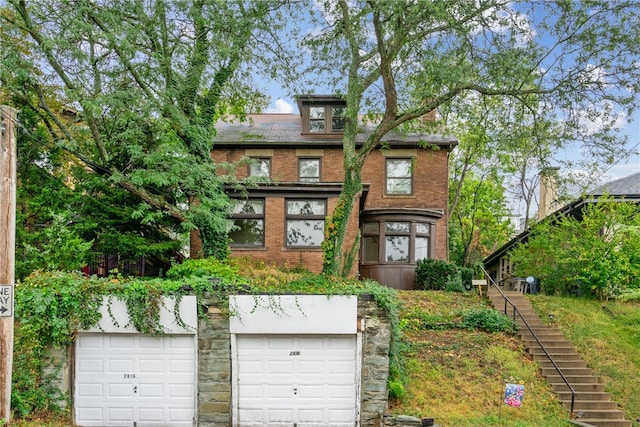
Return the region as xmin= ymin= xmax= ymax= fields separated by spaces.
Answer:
xmin=75 ymin=333 xmax=196 ymax=427
xmin=237 ymin=335 xmax=357 ymax=427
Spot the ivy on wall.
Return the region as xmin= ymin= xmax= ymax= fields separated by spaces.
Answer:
xmin=13 ymin=258 xmax=405 ymax=418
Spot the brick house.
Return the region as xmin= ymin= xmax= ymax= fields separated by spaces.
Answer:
xmin=205 ymin=95 xmax=457 ymax=290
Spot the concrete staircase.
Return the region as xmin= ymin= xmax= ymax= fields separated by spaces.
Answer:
xmin=487 ymin=287 xmax=632 ymax=427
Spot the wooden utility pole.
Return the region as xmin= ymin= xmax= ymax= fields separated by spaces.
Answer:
xmin=0 ymin=106 xmax=17 ymax=422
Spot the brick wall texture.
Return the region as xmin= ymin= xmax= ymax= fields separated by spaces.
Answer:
xmin=209 ymin=146 xmax=451 ymax=271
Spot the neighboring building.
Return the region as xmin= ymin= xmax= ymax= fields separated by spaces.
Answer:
xmin=201 ymin=95 xmax=457 ymax=289
xmin=484 ymin=171 xmax=640 ymax=287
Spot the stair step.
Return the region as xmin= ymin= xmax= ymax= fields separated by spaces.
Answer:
xmin=538 ymin=360 xmax=589 ymax=369
xmin=564 ymin=400 xmax=619 ymax=410
xmin=570 ymin=409 xmax=627 ymax=420
xmin=541 ymin=367 xmax=593 ymax=376
xmin=526 ymin=343 xmax=577 ymax=352
xmin=557 ymin=392 xmax=611 ymax=403
xmin=523 ymin=338 xmax=576 ymax=347
xmin=553 ymin=383 xmax=607 ymax=393
xmin=531 ymin=352 xmax=583 ymax=361
xmin=571 ymin=419 xmax=632 ymax=427
xmin=522 ymin=335 xmax=570 ymax=344
xmin=545 ymin=374 xmax=602 ymax=384
xmin=519 ymin=330 xmax=566 ymax=338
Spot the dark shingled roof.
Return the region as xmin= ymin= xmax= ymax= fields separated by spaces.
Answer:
xmin=214 ymin=114 xmax=458 ymax=148
xmin=590 ymin=171 xmax=640 ymax=196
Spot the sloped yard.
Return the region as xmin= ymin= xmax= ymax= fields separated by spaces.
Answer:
xmin=390 ymin=290 xmax=573 ymax=427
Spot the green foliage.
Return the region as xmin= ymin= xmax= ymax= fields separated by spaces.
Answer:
xmin=166 ymin=258 xmax=246 ymax=284
xmin=510 ymin=197 xmax=640 ymax=299
xmin=2 ymin=0 xmax=296 ymax=260
xmin=20 ymin=212 xmax=94 ymax=277
xmin=617 ymin=289 xmax=640 ymax=302
xmin=460 ymin=266 xmax=474 ymax=290
xmin=403 ymin=304 xmax=515 ymax=334
xmin=449 ymin=171 xmax=514 ymax=267
xmin=459 ymin=308 xmax=517 ymax=333
xmin=415 ymin=258 xmax=462 ymax=291
xmin=387 ymin=381 xmax=406 ymax=400
xmin=13 ymin=272 xmax=104 ymax=416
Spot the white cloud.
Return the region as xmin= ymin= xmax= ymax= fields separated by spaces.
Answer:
xmin=266 ymin=99 xmax=295 ymax=114
xmin=576 ymin=101 xmax=627 ymax=136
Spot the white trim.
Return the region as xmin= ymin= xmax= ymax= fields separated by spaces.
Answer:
xmin=229 ymin=295 xmax=357 ymax=334
xmin=83 ymin=295 xmax=197 ymax=334
xmin=355 ymin=331 xmax=363 ymax=427
xmin=230 ymin=333 xmax=239 ymax=427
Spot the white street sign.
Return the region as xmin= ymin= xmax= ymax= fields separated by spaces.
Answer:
xmin=0 ymin=286 xmax=12 ymax=317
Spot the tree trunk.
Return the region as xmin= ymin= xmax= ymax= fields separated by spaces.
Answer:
xmin=322 ymin=166 xmax=362 ymax=276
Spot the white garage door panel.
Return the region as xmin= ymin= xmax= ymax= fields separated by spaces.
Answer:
xmin=75 ymin=333 xmax=195 ymax=427
xmin=237 ymin=335 xmax=357 ymax=427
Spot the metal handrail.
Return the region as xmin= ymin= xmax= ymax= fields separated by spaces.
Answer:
xmin=480 ymin=267 xmax=576 ymax=418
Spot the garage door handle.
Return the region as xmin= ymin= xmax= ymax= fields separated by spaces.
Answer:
xmin=293 ymin=388 xmax=297 ymax=395
xmin=133 ymin=386 xmax=138 ymax=394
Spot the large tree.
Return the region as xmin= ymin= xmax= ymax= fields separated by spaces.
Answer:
xmin=1 ymin=0 xmax=294 ymax=258
xmin=299 ymin=0 xmax=640 ymax=276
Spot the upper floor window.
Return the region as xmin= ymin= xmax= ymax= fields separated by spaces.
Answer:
xmin=298 ymin=158 xmax=321 ymax=182
xmin=249 ymin=157 xmax=271 ymax=178
xmin=386 ymin=158 xmax=413 ymax=195
xmin=286 ymin=199 xmax=326 ymax=247
xmin=228 ymin=199 xmax=265 ymax=247
xmin=308 ymin=106 xmax=345 ymax=133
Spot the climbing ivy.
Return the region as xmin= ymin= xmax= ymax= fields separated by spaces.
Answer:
xmin=13 ymin=258 xmax=406 ymax=417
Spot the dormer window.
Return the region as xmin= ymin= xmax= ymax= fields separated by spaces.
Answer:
xmin=309 ymin=106 xmax=345 ymax=133
xmin=297 ymin=95 xmax=346 ymax=136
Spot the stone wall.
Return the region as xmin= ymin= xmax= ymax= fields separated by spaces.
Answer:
xmin=382 ymin=414 xmax=438 ymax=427
xmin=358 ymin=295 xmax=392 ymax=426
xmin=198 ymin=295 xmax=232 ymax=426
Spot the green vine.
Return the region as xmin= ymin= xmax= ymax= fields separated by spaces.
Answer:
xmin=13 ymin=258 xmax=405 ymax=418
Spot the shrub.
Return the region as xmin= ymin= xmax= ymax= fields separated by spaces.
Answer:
xmin=459 ymin=308 xmax=517 ymax=333
xmin=415 ymin=258 xmax=459 ymax=290
xmin=460 ymin=266 xmax=474 ymax=291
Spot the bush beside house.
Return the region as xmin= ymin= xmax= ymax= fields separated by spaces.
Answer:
xmin=415 ymin=258 xmax=474 ymax=292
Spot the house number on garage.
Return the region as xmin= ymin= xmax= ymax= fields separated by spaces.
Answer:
xmin=124 ymin=373 xmax=136 ymax=379
xmin=289 ymin=351 xmax=300 ymax=356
